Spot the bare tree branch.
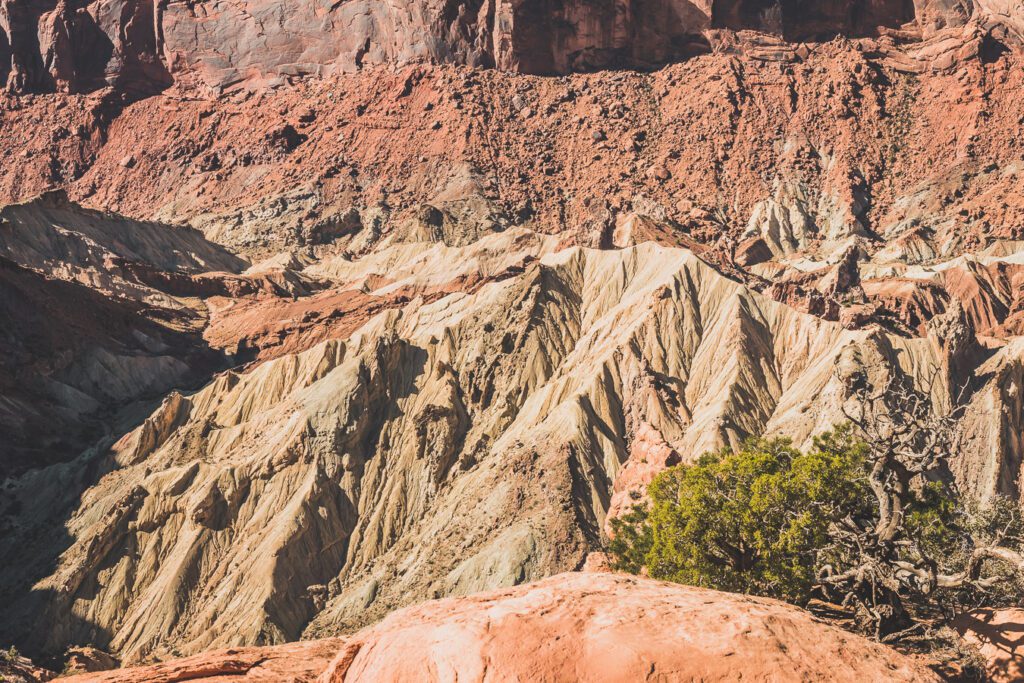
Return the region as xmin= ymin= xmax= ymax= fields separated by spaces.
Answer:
xmin=817 ymin=369 xmax=1023 ymax=640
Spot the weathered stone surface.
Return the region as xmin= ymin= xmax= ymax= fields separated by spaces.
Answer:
xmin=1 ymin=0 xmax=170 ymax=95
xmin=63 ymin=647 xmax=119 ymax=675
xmin=1 ymin=0 xmax=1020 ymax=95
xmin=0 ymin=653 xmax=54 ymax=683
xmin=0 ymin=0 xmax=1023 ymax=676
xmin=7 ymin=228 xmax=1015 ymax=664
xmin=62 ymin=573 xmax=939 ymax=682
xmin=63 ymin=638 xmax=346 ymax=682
xmin=0 ymin=192 xmax=246 ymax=474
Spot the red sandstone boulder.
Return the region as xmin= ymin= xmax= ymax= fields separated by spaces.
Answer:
xmin=0 ymin=654 xmax=54 ymax=682
xmin=322 ymin=572 xmax=938 ymax=682
xmin=67 ymin=573 xmax=939 ymax=683
xmin=62 ymin=647 xmax=119 ymax=675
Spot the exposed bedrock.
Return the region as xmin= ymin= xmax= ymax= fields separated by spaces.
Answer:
xmin=712 ymin=0 xmax=915 ymax=40
xmin=61 ymin=573 xmax=940 ymax=683
xmin=0 ymin=0 xmax=170 ymax=95
xmin=0 ymin=192 xmax=247 ymax=475
xmin=2 ymin=236 xmax=1017 ymax=663
xmin=0 ymin=0 xmax=1018 ymax=95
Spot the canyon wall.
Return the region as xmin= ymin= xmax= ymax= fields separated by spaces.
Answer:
xmin=1 ymin=0 xmax=1017 ymax=96
xmin=1 ymin=0 xmax=1023 ymax=673
xmin=3 ymin=223 xmax=1021 ymax=663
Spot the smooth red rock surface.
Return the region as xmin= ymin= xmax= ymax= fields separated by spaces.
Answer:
xmin=65 ymin=573 xmax=939 ymax=682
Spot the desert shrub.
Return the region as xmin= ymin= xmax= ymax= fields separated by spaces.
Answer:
xmin=610 ymin=410 xmax=1024 ymax=645
xmin=610 ymin=426 xmax=869 ymax=603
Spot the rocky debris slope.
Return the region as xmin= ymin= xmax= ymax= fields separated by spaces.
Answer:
xmin=7 ymin=229 xmax=1019 ymax=664
xmin=203 ymin=227 xmax=559 ymax=363
xmin=62 ymin=573 xmax=939 ymax=683
xmin=0 ymin=191 xmax=361 ymax=474
xmin=753 ymin=238 xmax=1024 ymax=336
xmin=0 ymin=652 xmax=54 ymax=683
xmin=955 ymin=338 xmax=1024 ymax=506
xmin=2 ymin=32 xmax=1022 ymax=281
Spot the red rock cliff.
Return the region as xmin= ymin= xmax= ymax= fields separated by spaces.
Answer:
xmin=1 ymin=0 xmax=1019 ymax=95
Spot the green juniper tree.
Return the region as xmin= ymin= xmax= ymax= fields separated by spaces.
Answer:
xmin=609 ymin=375 xmax=1024 ymax=645
xmin=610 ymin=427 xmax=868 ymax=603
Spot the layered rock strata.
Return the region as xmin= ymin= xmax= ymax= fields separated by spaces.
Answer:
xmin=5 ymin=231 xmax=1016 ymax=663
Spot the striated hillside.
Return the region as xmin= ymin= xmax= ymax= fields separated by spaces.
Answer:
xmin=0 ymin=191 xmax=247 ymax=475
xmin=1 ymin=0 xmax=1023 ymax=676
xmin=2 ymin=226 xmax=1023 ymax=664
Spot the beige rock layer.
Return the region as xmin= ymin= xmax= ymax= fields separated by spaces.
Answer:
xmin=6 ymin=234 xmax=996 ymax=663
xmin=0 ymin=190 xmax=247 ymax=307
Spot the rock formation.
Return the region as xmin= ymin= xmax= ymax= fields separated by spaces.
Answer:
xmin=954 ymin=607 xmax=1024 ymax=682
xmin=61 ymin=573 xmax=939 ymax=682
xmin=1 ymin=0 xmax=1023 ymax=676
xmin=62 ymin=638 xmax=344 ymax=682
xmin=4 ymin=30 xmax=1023 ymax=270
xmin=1 ymin=0 xmax=1022 ymax=96
xmin=4 ymin=223 xmax=1022 ymax=664
xmin=0 ymin=255 xmax=218 ymax=475
xmin=0 ymin=191 xmax=248 ymax=475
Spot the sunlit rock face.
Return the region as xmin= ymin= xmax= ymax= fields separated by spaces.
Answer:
xmin=60 ymin=573 xmax=940 ymax=683
xmin=1 ymin=0 xmax=1023 ymax=674
xmin=2 ymin=0 xmax=1018 ymax=95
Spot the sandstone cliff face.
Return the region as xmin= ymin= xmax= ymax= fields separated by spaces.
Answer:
xmin=0 ymin=0 xmax=170 ymax=95
xmin=1 ymin=0 xmax=1023 ymax=673
xmin=1 ymin=0 xmax=1020 ymax=95
xmin=0 ymin=0 xmax=709 ymax=94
